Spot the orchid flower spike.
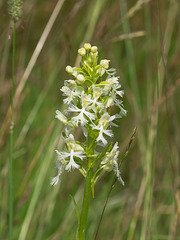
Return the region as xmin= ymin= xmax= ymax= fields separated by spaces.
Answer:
xmin=51 ymin=43 xmax=126 ymax=186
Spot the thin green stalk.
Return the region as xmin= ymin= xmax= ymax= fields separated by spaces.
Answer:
xmin=9 ymin=22 xmax=16 ymax=240
xmin=78 ymin=168 xmax=93 ymax=240
xmin=149 ymin=68 xmax=159 ymax=239
xmin=78 ymin=137 xmax=94 ymax=240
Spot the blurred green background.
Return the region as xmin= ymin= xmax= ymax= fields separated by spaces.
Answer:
xmin=0 ymin=0 xmax=180 ymax=239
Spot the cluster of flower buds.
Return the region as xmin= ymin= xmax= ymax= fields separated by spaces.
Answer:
xmin=8 ymin=0 xmax=23 ymax=22
xmin=51 ymin=43 xmax=126 ymax=187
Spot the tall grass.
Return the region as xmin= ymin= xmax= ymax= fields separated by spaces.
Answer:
xmin=0 ymin=0 xmax=180 ymax=239
xmin=9 ymin=22 xmax=16 ymax=240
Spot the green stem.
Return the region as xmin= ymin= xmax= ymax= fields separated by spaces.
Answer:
xmin=78 ymin=168 xmax=93 ymax=240
xmin=9 ymin=22 xmax=16 ymax=240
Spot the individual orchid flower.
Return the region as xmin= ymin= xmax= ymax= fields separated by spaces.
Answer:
xmin=103 ymin=76 xmax=120 ymax=93
xmin=65 ymin=134 xmax=84 ymax=151
xmin=95 ymin=125 xmax=113 ymax=145
xmin=55 ymin=149 xmax=85 ymax=171
xmin=91 ymin=113 xmax=115 ymax=145
xmin=60 ymin=82 xmax=81 ymax=104
xmin=81 ymin=91 xmax=104 ymax=113
xmin=67 ymin=104 xmax=96 ymax=125
xmin=101 ymin=142 xmax=124 ymax=185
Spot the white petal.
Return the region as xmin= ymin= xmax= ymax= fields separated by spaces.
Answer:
xmin=113 ymin=160 xmax=124 ymax=186
xmin=116 ymin=90 xmax=124 ymax=98
xmin=97 ymin=132 xmax=107 ymax=145
xmin=50 ymin=176 xmax=60 ymax=186
xmin=50 ymin=163 xmax=63 ymax=186
xmin=65 ymin=150 xmax=80 ymax=171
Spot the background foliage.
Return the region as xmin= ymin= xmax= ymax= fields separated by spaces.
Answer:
xmin=0 ymin=0 xmax=180 ymax=239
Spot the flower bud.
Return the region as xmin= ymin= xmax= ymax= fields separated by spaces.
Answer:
xmin=66 ymin=80 xmax=76 ymax=88
xmin=100 ymin=59 xmax=110 ymax=69
xmin=105 ymin=97 xmax=114 ymax=108
xmin=84 ymin=43 xmax=91 ymax=50
xmin=76 ymin=74 xmax=85 ymax=84
xmin=55 ymin=110 xmax=68 ymax=124
xmin=91 ymin=46 xmax=98 ymax=53
xmin=65 ymin=65 xmax=73 ymax=74
xmin=102 ymin=161 xmax=113 ymax=172
xmin=78 ymin=48 xmax=86 ymax=56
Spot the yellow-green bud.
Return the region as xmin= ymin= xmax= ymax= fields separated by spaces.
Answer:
xmin=67 ymin=80 xmax=76 ymax=88
xmin=103 ymin=163 xmax=113 ymax=172
xmin=65 ymin=65 xmax=73 ymax=74
xmin=84 ymin=43 xmax=91 ymax=50
xmin=76 ymin=74 xmax=85 ymax=84
xmin=91 ymin=46 xmax=98 ymax=53
xmin=100 ymin=59 xmax=110 ymax=69
xmin=105 ymin=97 xmax=114 ymax=108
xmin=78 ymin=48 xmax=86 ymax=56
xmin=55 ymin=110 xmax=68 ymax=124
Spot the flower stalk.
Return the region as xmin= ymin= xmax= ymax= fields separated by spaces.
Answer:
xmin=9 ymin=22 xmax=16 ymax=240
xmin=78 ymin=167 xmax=93 ymax=240
xmin=8 ymin=1 xmax=23 ymax=239
xmin=78 ymin=135 xmax=94 ymax=239
xmin=51 ymin=43 xmax=127 ymax=239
